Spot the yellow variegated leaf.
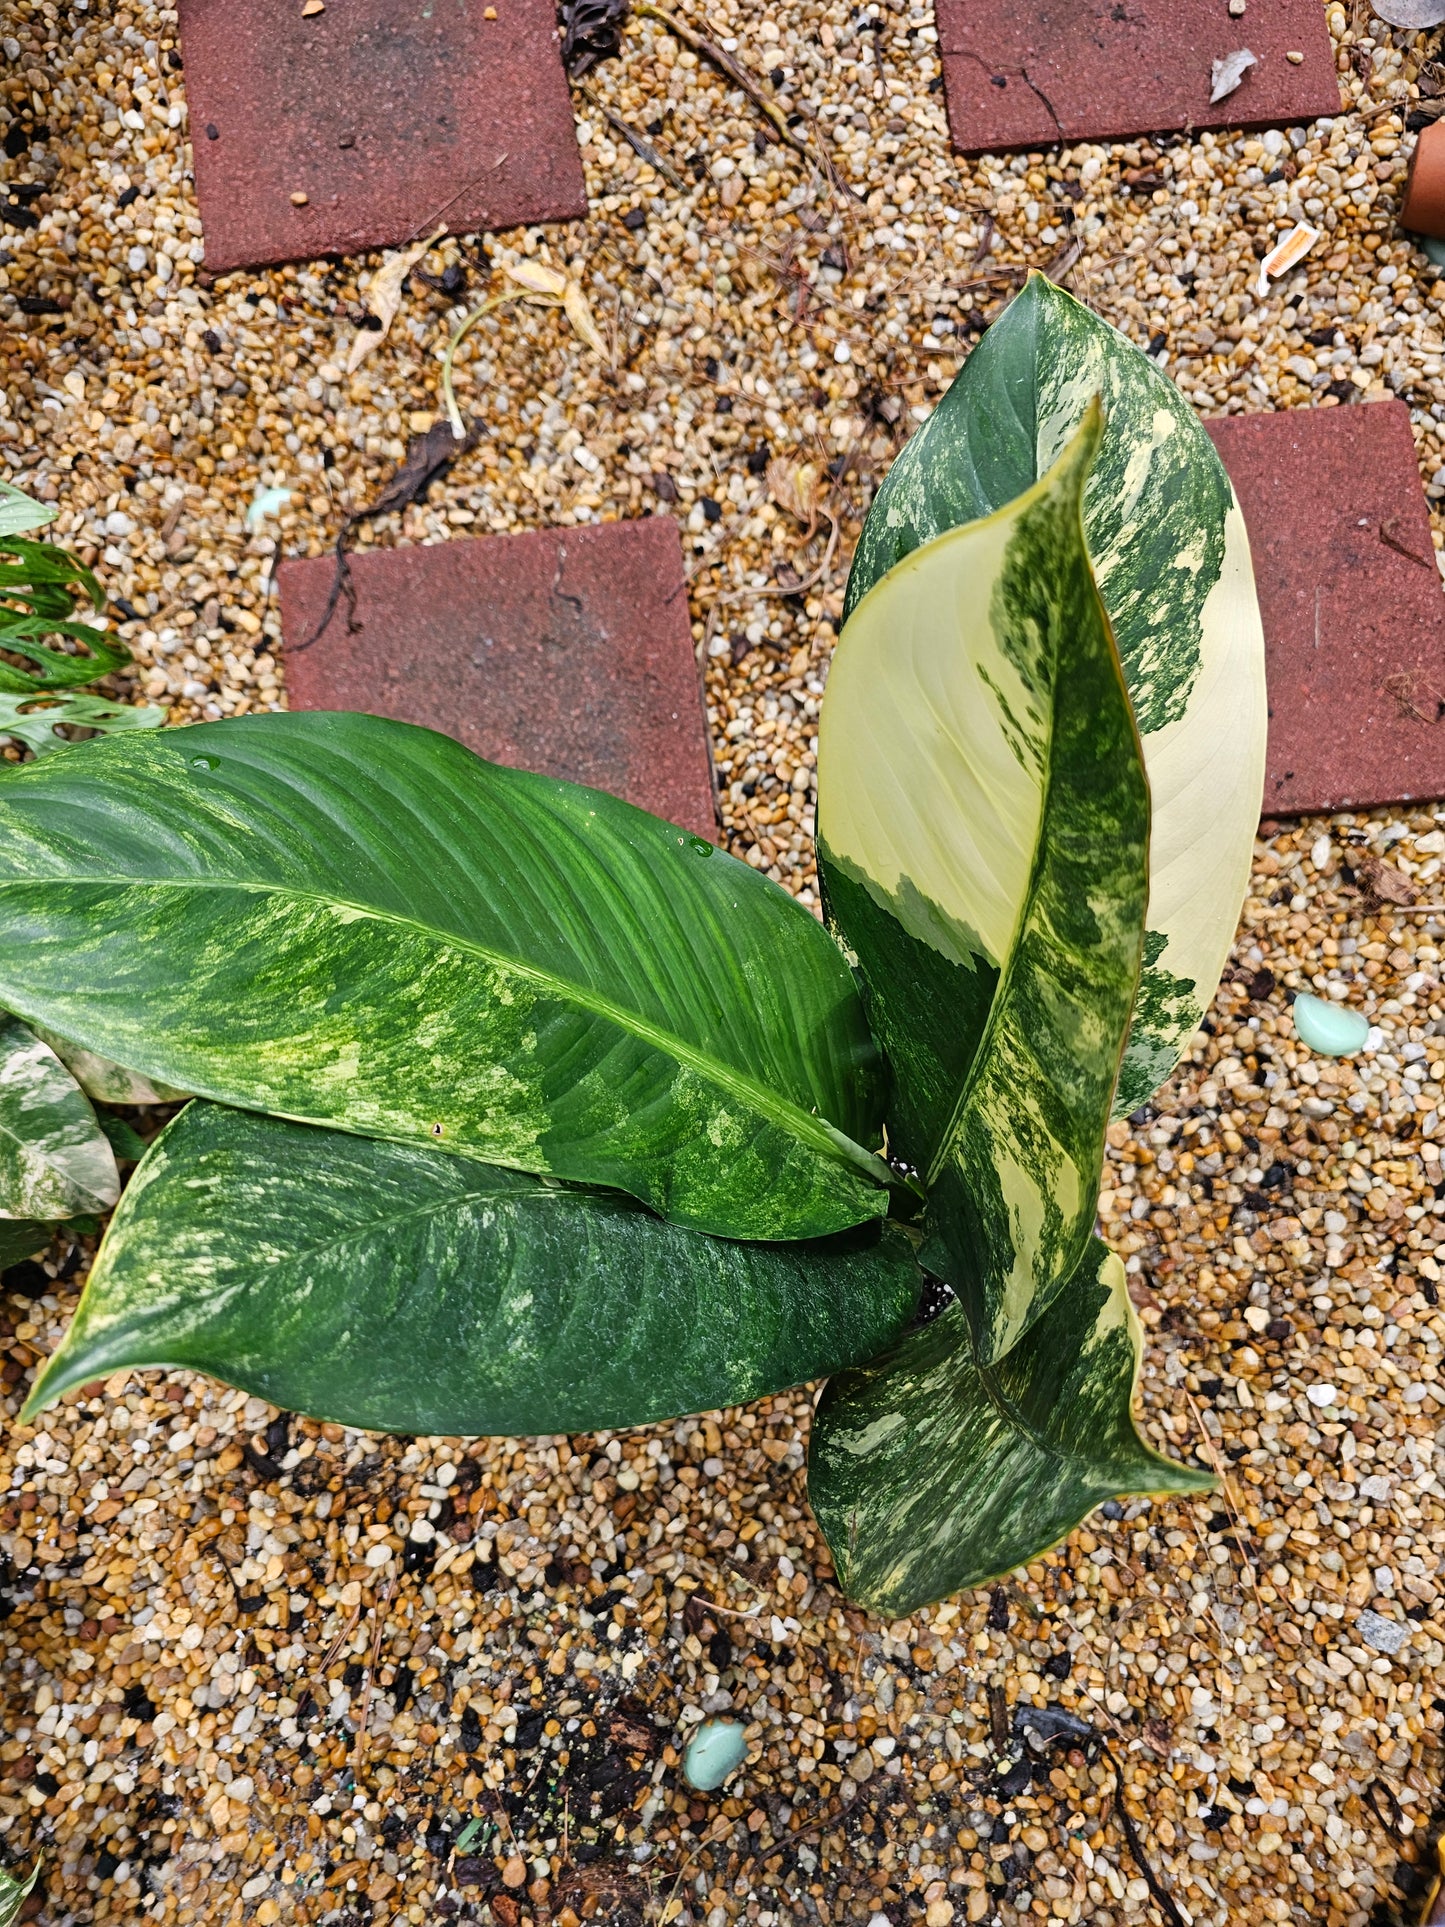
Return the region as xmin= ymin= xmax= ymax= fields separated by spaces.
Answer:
xmin=820 ymin=405 xmax=1148 ymax=1364
xmin=841 ymin=274 xmax=1267 ymax=1118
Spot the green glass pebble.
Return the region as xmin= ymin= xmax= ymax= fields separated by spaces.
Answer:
xmin=683 ymin=1718 xmax=748 ymax=1791
xmin=1291 ymin=992 xmax=1369 ymax=1058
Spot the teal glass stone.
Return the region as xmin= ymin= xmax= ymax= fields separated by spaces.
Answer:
xmin=1291 ymin=992 xmax=1369 ymax=1058
xmin=683 ymin=1718 xmax=748 ymax=1791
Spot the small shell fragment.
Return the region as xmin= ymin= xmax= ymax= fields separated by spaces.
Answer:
xmin=1369 ymin=1 xmax=1445 ymax=25
xmin=301 ymin=0 xmax=324 ymax=14
xmin=290 ymin=190 xmax=309 ymax=206
xmin=1256 ymin=221 xmax=1321 ymax=297
xmin=1209 ymin=47 xmax=1256 ymax=104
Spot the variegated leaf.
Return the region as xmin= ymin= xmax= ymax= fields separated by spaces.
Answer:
xmin=25 ymin=1021 xmax=188 ymax=1108
xmin=808 ymin=1241 xmax=1213 ymax=1617
xmin=0 ymin=1859 xmax=39 ymax=1927
xmin=843 ymin=273 xmax=1267 ymax=1117
xmin=0 ymin=1015 xmax=119 ymax=1220
xmin=820 ymin=406 xmax=1147 ymax=1364
xmin=0 ymin=689 xmax=167 ymax=756
xmin=23 ymin=1102 xmax=923 ymax=1435
xmin=0 ymin=713 xmax=889 ymax=1242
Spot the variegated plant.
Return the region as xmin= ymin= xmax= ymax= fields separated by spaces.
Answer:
xmin=810 ymin=275 xmax=1264 ymax=1608
xmin=4 ymin=278 xmax=1263 ymax=1617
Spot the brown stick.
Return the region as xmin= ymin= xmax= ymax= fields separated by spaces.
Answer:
xmin=580 ymin=83 xmax=688 ymax=191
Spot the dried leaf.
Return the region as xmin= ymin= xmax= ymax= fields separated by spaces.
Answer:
xmin=1209 ymin=47 xmax=1257 ymax=103
xmin=563 ymin=280 xmax=608 ymax=358
xmin=364 ymin=418 xmax=481 ymax=519
xmin=292 ymin=419 xmax=483 ymax=656
xmin=740 ymin=253 xmax=775 ymax=294
xmin=1370 ymin=0 xmax=1445 ymax=24
xmin=504 ymin=258 xmax=569 ymax=300
xmin=503 ymin=259 xmax=606 ymax=359
xmin=1357 ymin=853 xmax=1419 ymax=907
xmin=766 ymin=456 xmax=825 ymax=528
xmin=348 ymin=226 xmax=446 ymax=374
xmin=559 ymin=0 xmax=630 ymax=77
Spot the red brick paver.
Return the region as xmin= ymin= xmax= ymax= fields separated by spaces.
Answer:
xmin=178 ymin=0 xmax=586 ymax=272
xmin=937 ymin=0 xmax=1340 ymax=156
xmin=277 ymin=517 xmax=717 ymax=840
xmin=1207 ymin=402 xmax=1445 ymax=818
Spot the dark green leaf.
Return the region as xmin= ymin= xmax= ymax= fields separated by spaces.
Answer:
xmin=0 ymin=712 xmax=888 ymax=1241
xmin=23 ymin=1102 xmax=923 ymax=1435
xmin=0 ymin=535 xmax=123 ymax=693
xmin=808 ymin=1240 xmax=1212 ymax=1617
xmin=96 ymin=1110 xmax=148 ymax=1162
xmin=0 ymin=1219 xmax=53 ymax=1269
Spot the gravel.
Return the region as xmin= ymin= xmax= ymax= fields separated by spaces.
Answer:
xmin=0 ymin=1 xmax=1443 ymax=1923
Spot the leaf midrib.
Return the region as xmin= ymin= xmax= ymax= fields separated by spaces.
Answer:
xmin=922 ymin=587 xmax=1058 ymax=1191
xmin=0 ymin=873 xmax=890 ymax=1188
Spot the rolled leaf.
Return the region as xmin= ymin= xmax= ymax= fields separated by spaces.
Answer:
xmin=840 ymin=273 xmax=1267 ymax=1117
xmin=820 ymin=407 xmax=1147 ymax=1364
xmin=0 ymin=1016 xmax=119 ymax=1219
xmin=808 ymin=1241 xmax=1212 ymax=1617
xmin=25 ymin=1020 xmax=187 ymax=1108
xmin=23 ymin=1102 xmax=923 ymax=1434
xmin=0 ymin=712 xmax=888 ymax=1241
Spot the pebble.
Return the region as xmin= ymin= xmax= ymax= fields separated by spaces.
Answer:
xmin=682 ymin=1717 xmax=749 ymax=1790
xmin=1356 ymin=1609 xmax=1410 ymax=1656
xmin=1293 ymin=992 xmax=1372 ymax=1057
xmin=0 ymin=2 xmax=1442 ymax=1924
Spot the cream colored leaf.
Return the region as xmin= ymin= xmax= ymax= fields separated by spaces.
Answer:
xmin=504 ymin=258 xmax=569 ymax=299
xmin=347 ymin=226 xmax=446 ymax=374
xmin=766 ymin=457 xmax=824 ymax=527
xmin=839 ymin=276 xmax=1267 ymax=1121
xmin=563 ymin=281 xmax=608 ymax=358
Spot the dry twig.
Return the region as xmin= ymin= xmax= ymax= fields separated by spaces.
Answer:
xmin=580 ymin=81 xmax=688 ymax=189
